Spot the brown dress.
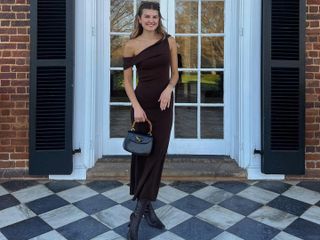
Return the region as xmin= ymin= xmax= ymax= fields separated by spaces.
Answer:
xmin=123 ymin=34 xmax=173 ymax=201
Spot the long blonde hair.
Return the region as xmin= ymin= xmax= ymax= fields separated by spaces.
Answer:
xmin=130 ymin=1 xmax=167 ymax=39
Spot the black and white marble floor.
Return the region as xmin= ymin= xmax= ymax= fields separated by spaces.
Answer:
xmin=0 ymin=180 xmax=320 ymax=240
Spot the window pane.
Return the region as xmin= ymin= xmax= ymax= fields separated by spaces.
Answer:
xmin=111 ymin=0 xmax=134 ymax=32
xmin=110 ymin=106 xmax=131 ymax=138
xmin=202 ymin=0 xmax=224 ymax=33
xmin=201 ymin=37 xmax=224 ymax=68
xmin=201 ymin=107 xmax=223 ymax=139
xmin=110 ymin=70 xmax=129 ymax=102
xmin=175 ymin=0 xmax=198 ymax=33
xmin=175 ymin=71 xmax=197 ymax=103
xmin=111 ymin=35 xmax=129 ymax=67
xmin=176 ymin=36 xmax=198 ymax=68
xmin=175 ymin=107 xmax=197 ymax=138
xmin=201 ymin=71 xmax=223 ymax=103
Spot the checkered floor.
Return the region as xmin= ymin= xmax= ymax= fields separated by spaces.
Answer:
xmin=0 ymin=180 xmax=320 ymax=240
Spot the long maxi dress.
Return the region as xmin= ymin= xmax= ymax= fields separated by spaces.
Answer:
xmin=123 ymin=34 xmax=173 ymax=201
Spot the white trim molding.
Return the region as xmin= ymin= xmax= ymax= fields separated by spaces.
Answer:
xmin=50 ymin=0 xmax=97 ymax=180
xmin=238 ymin=0 xmax=284 ymax=180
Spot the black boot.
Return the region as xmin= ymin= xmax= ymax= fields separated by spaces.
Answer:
xmin=127 ymin=198 xmax=148 ymax=240
xmin=144 ymin=201 xmax=165 ymax=229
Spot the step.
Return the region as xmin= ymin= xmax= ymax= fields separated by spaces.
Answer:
xmin=86 ymin=155 xmax=247 ymax=180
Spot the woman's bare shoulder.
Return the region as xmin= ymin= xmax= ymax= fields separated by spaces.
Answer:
xmin=123 ymin=39 xmax=137 ymax=57
xmin=167 ymin=36 xmax=177 ymax=50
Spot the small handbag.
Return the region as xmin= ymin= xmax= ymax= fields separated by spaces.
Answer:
xmin=123 ymin=118 xmax=153 ymax=156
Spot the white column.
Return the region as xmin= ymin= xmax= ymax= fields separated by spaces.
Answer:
xmin=238 ymin=0 xmax=284 ymax=180
xmin=50 ymin=0 xmax=97 ymax=180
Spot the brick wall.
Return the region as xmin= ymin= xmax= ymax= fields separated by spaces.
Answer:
xmin=305 ymin=0 xmax=320 ymax=177
xmin=0 ymin=0 xmax=30 ymax=178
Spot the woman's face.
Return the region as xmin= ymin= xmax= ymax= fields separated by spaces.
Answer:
xmin=138 ymin=9 xmax=159 ymax=32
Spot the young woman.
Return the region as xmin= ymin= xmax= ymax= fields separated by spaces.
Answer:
xmin=122 ymin=1 xmax=178 ymax=239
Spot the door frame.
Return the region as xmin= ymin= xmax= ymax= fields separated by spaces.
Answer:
xmin=51 ymin=0 xmax=284 ymax=180
xmin=102 ymin=0 xmax=234 ymax=156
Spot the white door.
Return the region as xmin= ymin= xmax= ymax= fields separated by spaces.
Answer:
xmin=102 ymin=0 xmax=231 ymax=155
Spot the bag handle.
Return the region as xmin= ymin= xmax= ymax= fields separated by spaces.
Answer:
xmin=131 ymin=118 xmax=153 ymax=135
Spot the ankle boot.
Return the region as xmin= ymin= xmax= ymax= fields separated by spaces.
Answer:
xmin=127 ymin=198 xmax=148 ymax=240
xmin=144 ymin=201 xmax=165 ymax=229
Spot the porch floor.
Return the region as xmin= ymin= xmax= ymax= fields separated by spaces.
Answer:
xmin=0 ymin=179 xmax=320 ymax=240
xmin=86 ymin=155 xmax=247 ymax=180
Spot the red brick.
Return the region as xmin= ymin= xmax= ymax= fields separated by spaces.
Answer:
xmin=10 ymin=35 xmax=29 ymax=42
xmin=0 ymin=160 xmax=14 ymax=167
xmin=0 ymin=146 xmax=14 ymax=152
xmin=10 ymin=153 xmax=28 ymax=159
xmin=306 ymin=161 xmax=316 ymax=168
xmin=0 ymin=154 xmax=10 ymax=161
xmin=15 ymin=161 xmax=27 ymax=168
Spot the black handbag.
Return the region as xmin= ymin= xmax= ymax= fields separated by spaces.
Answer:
xmin=123 ymin=119 xmax=153 ymax=156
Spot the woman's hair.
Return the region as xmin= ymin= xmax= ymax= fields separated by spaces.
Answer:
xmin=130 ymin=1 xmax=167 ymax=39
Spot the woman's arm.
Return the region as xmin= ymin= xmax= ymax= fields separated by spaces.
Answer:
xmin=123 ymin=41 xmax=147 ymax=122
xmin=158 ymin=36 xmax=179 ymax=111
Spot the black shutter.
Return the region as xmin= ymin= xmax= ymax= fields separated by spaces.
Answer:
xmin=261 ymin=0 xmax=305 ymax=174
xmin=29 ymin=0 xmax=75 ymax=175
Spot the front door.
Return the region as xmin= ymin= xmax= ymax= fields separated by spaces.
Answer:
xmin=103 ymin=0 xmax=230 ymax=155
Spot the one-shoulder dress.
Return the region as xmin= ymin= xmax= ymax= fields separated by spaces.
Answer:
xmin=123 ymin=34 xmax=173 ymax=201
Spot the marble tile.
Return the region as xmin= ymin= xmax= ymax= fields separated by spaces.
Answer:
xmin=248 ymin=206 xmax=297 ymax=230
xmin=0 ymin=185 xmax=8 ymax=196
xmin=267 ymin=195 xmax=311 ymax=216
xmin=0 ymin=232 xmax=7 ymax=240
xmin=93 ymin=204 xmax=132 ymax=229
xmin=74 ymin=194 xmax=117 ymax=215
xmin=297 ymin=181 xmax=320 ymax=193
xmin=12 ymin=185 xmax=53 ymax=203
xmin=213 ymin=181 xmax=249 ymax=194
xmin=86 ymin=180 xmax=123 ymax=193
xmin=102 ymin=185 xmax=132 ymax=203
xmin=39 ymin=204 xmax=87 ymax=229
xmin=254 ymin=181 xmax=291 ymax=194
xmin=213 ymin=231 xmax=244 ymax=240
xmin=1 ymin=217 xmax=52 ymax=240
xmin=237 ymin=186 xmax=279 ymax=204
xmin=169 ymin=181 xmax=208 ymax=194
xmin=0 ymin=194 xmax=20 ymax=211
xmin=26 ymin=194 xmax=69 ymax=215
xmin=192 ymin=186 xmax=233 ymax=204
xmin=1 ymin=180 xmax=38 ymax=192
xmin=45 ymin=181 xmax=81 ymax=193
xmin=57 ymin=185 xmax=98 ymax=203
xmin=157 ymin=186 xmax=189 ymax=204
xmin=284 ymin=218 xmax=320 ymax=240
xmin=57 ymin=216 xmax=109 ymax=240
xmin=228 ymin=218 xmax=280 ymax=240
xmin=197 ymin=205 xmax=244 ymax=230
xmin=272 ymin=231 xmax=303 ymax=240
xmin=282 ymin=186 xmax=320 ymax=205
xmin=151 ymin=231 xmax=185 ymax=240
xmin=171 ymin=217 xmax=222 ymax=240
xmin=171 ymin=195 xmax=212 ymax=216
xmin=156 ymin=204 xmax=192 ymax=230
xmin=300 ymin=205 xmax=320 ymax=225
xmin=91 ymin=231 xmax=126 ymax=240
xmin=28 ymin=230 xmax=67 ymax=240
xmin=0 ymin=204 xmax=36 ymax=228
xmin=219 ymin=195 xmax=263 ymax=216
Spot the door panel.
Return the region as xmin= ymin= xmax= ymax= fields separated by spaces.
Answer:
xmin=104 ymin=0 xmax=227 ymax=155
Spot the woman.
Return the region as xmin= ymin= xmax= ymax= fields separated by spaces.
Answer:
xmin=122 ymin=1 xmax=178 ymax=239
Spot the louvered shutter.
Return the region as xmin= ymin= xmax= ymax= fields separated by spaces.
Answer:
xmin=261 ymin=0 xmax=305 ymax=174
xmin=29 ymin=0 xmax=74 ymax=175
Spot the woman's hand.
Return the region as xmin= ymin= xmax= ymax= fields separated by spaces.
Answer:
xmin=158 ymin=85 xmax=173 ymax=111
xmin=134 ymin=105 xmax=147 ymax=122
